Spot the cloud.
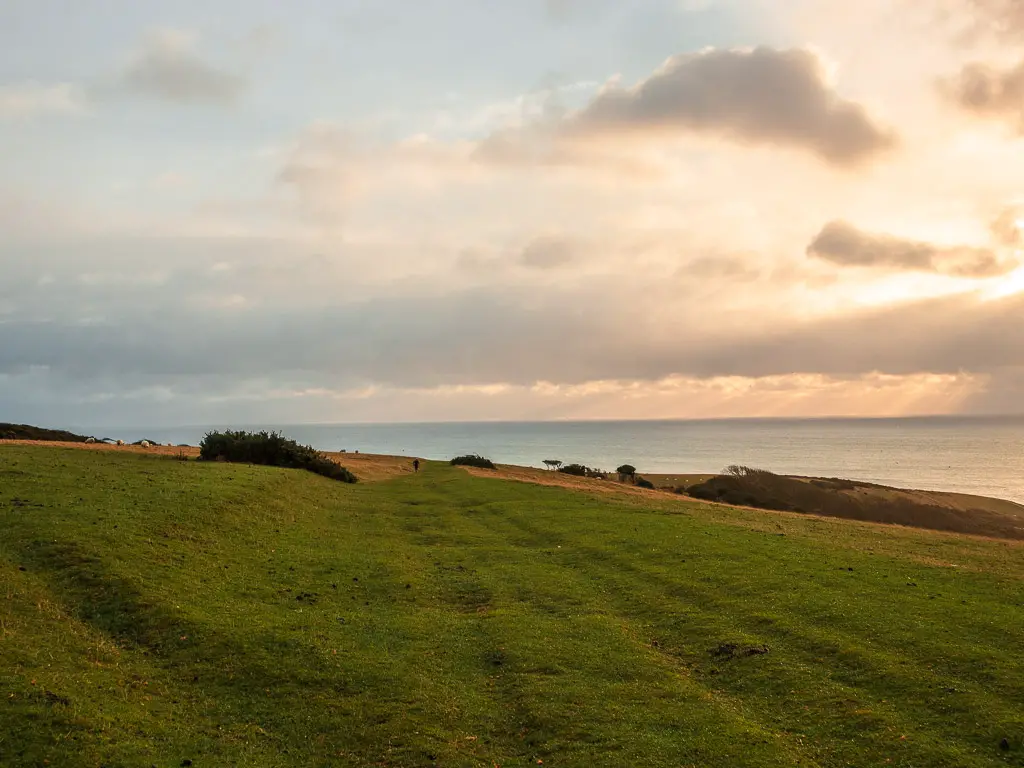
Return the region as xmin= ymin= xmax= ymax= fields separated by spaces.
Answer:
xmin=940 ymin=0 xmax=1024 ymax=40
xmin=544 ymin=0 xmax=578 ymax=23
xmin=519 ymin=236 xmax=579 ymax=268
xmin=944 ymin=58 xmax=1024 ymax=127
xmin=0 ymin=82 xmax=85 ymax=118
xmin=479 ymin=47 xmax=897 ymax=168
xmin=807 ymin=220 xmax=1014 ymax=277
xmin=118 ymin=29 xmax=245 ymax=105
xmin=990 ymin=206 xmax=1024 ymax=246
xmin=4 ymin=226 xmax=1024 ymax=423
xmin=685 ymin=291 xmax=1024 ymax=381
xmin=2 ymin=231 xmax=1021 ymax=388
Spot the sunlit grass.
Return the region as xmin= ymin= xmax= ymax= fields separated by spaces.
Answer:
xmin=1 ymin=445 xmax=1022 ymax=767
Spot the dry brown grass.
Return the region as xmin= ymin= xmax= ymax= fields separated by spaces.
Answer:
xmin=0 ymin=439 xmax=200 ymax=457
xmin=643 ymin=473 xmax=717 ymax=490
xmin=460 ymin=463 xmax=675 ymax=500
xmin=321 ymin=452 xmax=418 ymax=482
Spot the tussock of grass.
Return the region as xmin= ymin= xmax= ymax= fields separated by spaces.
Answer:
xmin=1 ymin=445 xmax=1022 ymax=767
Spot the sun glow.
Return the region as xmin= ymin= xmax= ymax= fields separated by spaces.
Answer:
xmin=984 ymin=262 xmax=1024 ymax=300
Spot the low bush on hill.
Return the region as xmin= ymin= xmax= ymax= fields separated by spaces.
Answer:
xmin=199 ymin=430 xmax=357 ymax=483
xmin=450 ymin=455 xmax=496 ymax=469
xmin=635 ymin=477 xmax=655 ymax=490
xmin=558 ymin=463 xmax=590 ymax=477
xmin=558 ymin=464 xmax=607 ymax=478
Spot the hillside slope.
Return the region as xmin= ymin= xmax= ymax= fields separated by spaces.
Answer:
xmin=686 ymin=471 xmax=1024 ymax=539
xmin=0 ymin=423 xmax=91 ymax=442
xmin=1 ymin=445 xmax=1022 ymax=767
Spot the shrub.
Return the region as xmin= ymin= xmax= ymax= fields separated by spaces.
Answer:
xmin=616 ymin=464 xmax=637 ymax=476
xmin=635 ymin=477 xmax=655 ymax=490
xmin=198 ymin=430 xmax=357 ymax=483
xmin=724 ymin=465 xmax=775 ymax=478
xmin=558 ymin=464 xmax=590 ymax=477
xmin=450 ymin=455 xmax=496 ymax=469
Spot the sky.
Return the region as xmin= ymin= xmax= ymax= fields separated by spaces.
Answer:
xmin=2 ymin=0 xmax=1024 ymax=427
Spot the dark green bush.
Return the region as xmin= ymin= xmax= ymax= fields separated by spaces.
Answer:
xmin=199 ymin=430 xmax=357 ymax=483
xmin=558 ymin=464 xmax=590 ymax=477
xmin=450 ymin=455 xmax=496 ymax=469
xmin=635 ymin=477 xmax=655 ymax=490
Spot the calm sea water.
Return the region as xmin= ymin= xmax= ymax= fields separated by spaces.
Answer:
xmin=101 ymin=416 xmax=1024 ymax=504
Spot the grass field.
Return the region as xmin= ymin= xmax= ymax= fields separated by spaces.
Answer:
xmin=2 ymin=445 xmax=1023 ymax=767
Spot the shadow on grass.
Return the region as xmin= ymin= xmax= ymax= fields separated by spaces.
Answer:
xmin=9 ymin=538 xmax=418 ymax=764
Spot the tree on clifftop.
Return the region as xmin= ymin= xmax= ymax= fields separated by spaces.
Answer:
xmin=617 ymin=464 xmax=637 ymax=483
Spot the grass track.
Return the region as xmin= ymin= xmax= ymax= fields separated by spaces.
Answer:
xmin=1 ymin=446 xmax=1022 ymax=767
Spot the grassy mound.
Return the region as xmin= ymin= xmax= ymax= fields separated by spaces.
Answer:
xmin=1 ymin=445 xmax=1022 ymax=766
xmin=199 ymin=430 xmax=356 ymax=483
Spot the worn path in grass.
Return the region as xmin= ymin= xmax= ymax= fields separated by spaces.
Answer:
xmin=1 ymin=445 xmax=1022 ymax=767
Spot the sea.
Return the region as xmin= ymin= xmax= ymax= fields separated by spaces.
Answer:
xmin=96 ymin=415 xmax=1024 ymax=504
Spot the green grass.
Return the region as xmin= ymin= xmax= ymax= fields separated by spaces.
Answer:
xmin=1 ymin=446 xmax=1022 ymax=767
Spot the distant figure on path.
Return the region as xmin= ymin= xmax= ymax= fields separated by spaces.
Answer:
xmin=413 ymin=459 xmax=420 ymax=472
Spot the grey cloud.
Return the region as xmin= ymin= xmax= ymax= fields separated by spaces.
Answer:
xmin=3 ymin=242 xmax=1024 ymax=387
xmin=545 ymin=0 xmax=578 ymax=22
xmin=521 ymin=47 xmax=896 ymax=166
xmin=5 ymin=281 xmax=1024 ymax=410
xmin=685 ymin=292 xmax=1024 ymax=380
xmin=5 ymin=232 xmax=1024 ymax=420
xmin=118 ymin=30 xmax=245 ymax=105
xmin=807 ymin=220 xmax=1014 ymax=278
xmin=520 ymin=236 xmax=578 ymax=268
xmin=944 ymin=58 xmax=1024 ymax=126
